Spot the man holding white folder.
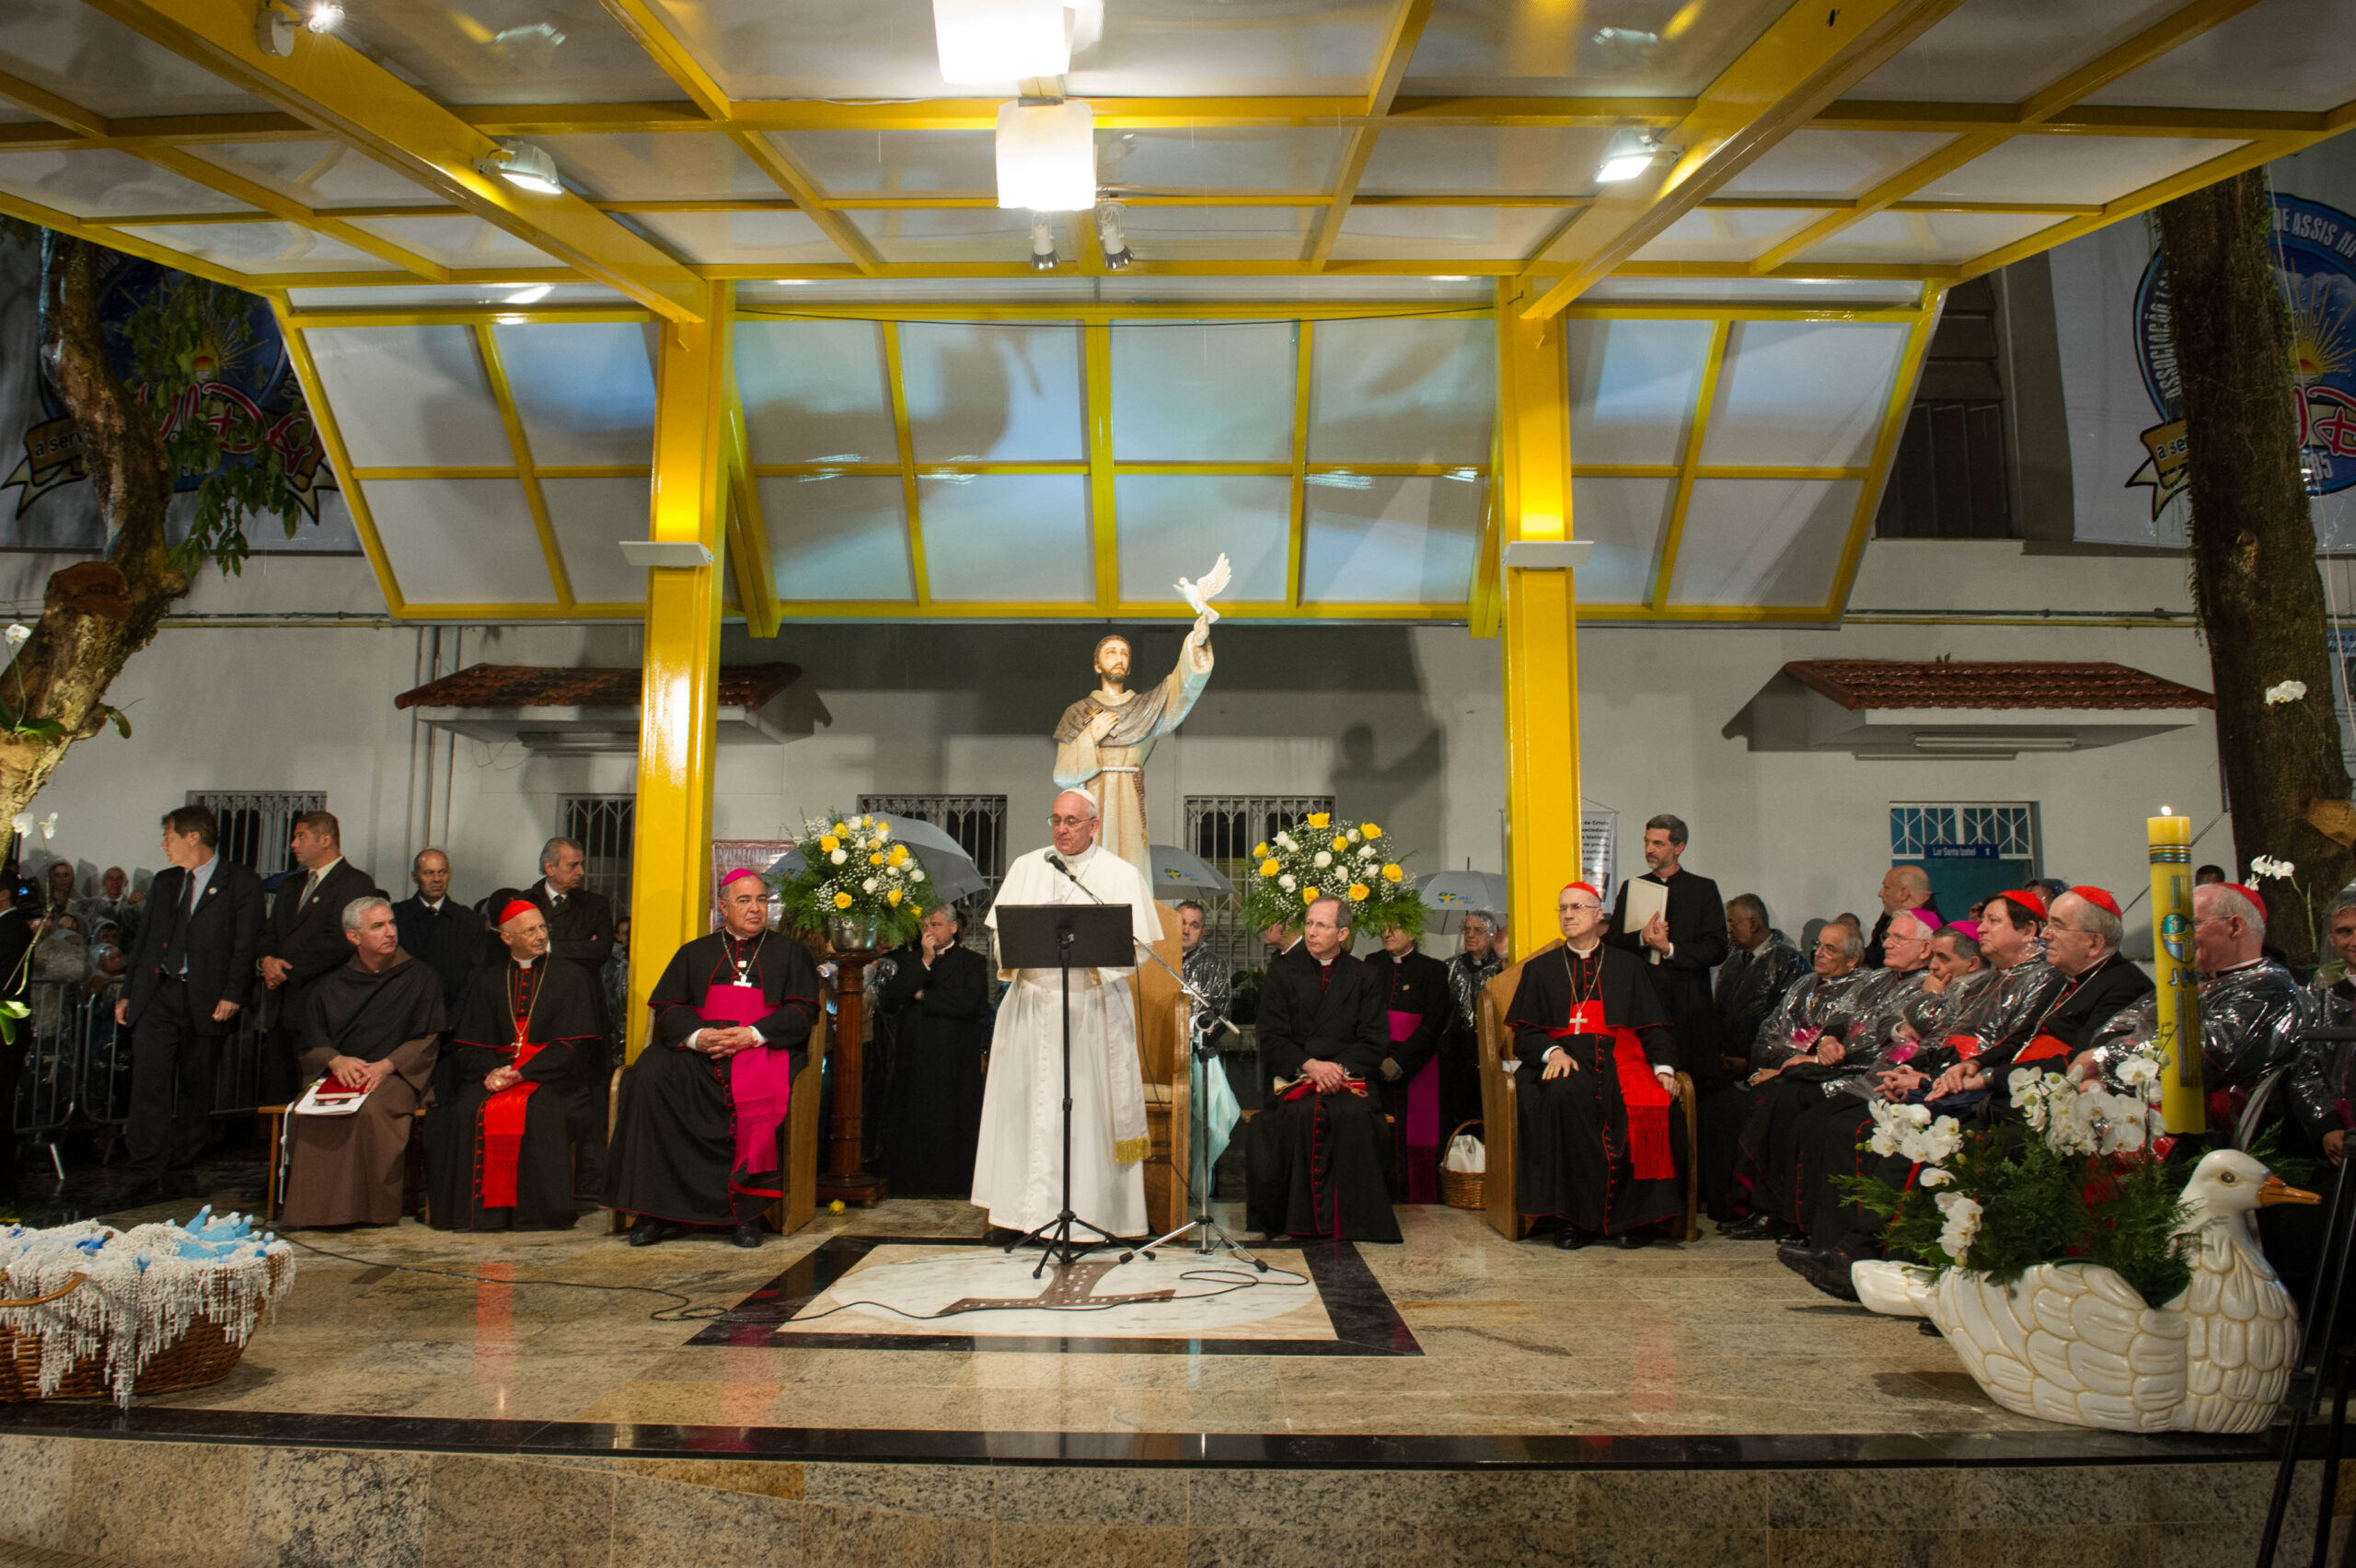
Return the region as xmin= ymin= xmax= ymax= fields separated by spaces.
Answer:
xmin=1606 ymin=816 xmax=1734 ymax=1204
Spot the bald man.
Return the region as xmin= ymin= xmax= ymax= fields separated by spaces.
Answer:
xmin=1864 ymin=865 xmax=1935 ymax=967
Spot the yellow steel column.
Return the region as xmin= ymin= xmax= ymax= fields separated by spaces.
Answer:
xmin=627 ymin=282 xmax=733 ymax=1062
xmin=1496 ymin=280 xmax=1582 ymax=951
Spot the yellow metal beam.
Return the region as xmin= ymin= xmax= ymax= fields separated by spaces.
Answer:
xmin=1647 ymin=319 xmax=1731 ymax=611
xmin=473 ymin=321 xmax=577 ymax=607
xmin=1286 ymin=319 xmax=1315 ymax=606
xmin=1822 ymin=286 xmax=1946 ymax=616
xmin=881 ymin=320 xmax=933 ymax=607
xmin=270 ymin=293 xmax=408 ymax=615
xmin=133 ymin=142 xmax=451 ymax=280
xmin=595 ymin=0 xmax=729 ymax=121
xmin=1306 ymin=0 xmax=1434 ymax=271
xmin=0 ymin=68 xmax=109 ymax=137
xmin=721 ymin=391 xmax=781 ymax=637
xmin=1084 ymin=322 xmax=1118 ymax=609
xmin=75 ymin=0 xmax=708 ymax=321
xmin=0 ymin=187 xmax=257 ymax=289
xmin=1521 ymin=0 xmax=1968 ymax=319
xmin=724 ymin=128 xmax=885 ymax=272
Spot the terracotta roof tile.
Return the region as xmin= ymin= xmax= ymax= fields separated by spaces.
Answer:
xmin=1782 ymin=660 xmax=2213 ymax=713
xmin=394 ymin=663 xmax=800 ymax=711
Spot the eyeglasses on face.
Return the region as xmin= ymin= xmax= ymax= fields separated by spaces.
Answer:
xmin=1048 ymin=814 xmax=1092 ymax=828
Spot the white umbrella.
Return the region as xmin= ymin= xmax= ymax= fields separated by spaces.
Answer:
xmin=768 ymin=817 xmax=993 ymax=904
xmin=1148 ymin=844 xmax=1234 ymax=895
xmin=1417 ymin=870 xmax=1509 ymax=933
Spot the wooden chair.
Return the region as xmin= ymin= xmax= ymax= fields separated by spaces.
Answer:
xmin=259 ymin=1103 xmax=429 ymax=1225
xmin=1475 ymin=940 xmax=1701 ymax=1243
xmin=604 ymin=1047 xmax=824 ymax=1237
xmin=1131 ymin=901 xmax=1194 ymax=1238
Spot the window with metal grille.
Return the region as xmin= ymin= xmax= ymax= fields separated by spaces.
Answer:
xmin=186 ymin=790 xmax=326 ymax=877
xmin=1888 ymin=802 xmax=2040 ymax=861
xmin=859 ymin=795 xmax=1008 ymax=894
xmin=1184 ymin=793 xmax=1336 ymax=976
xmin=559 ymin=795 xmax=635 ymax=912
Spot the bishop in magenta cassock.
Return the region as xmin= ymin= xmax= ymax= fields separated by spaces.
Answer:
xmin=427 ymin=898 xmax=601 ymax=1232
xmin=1508 ymin=882 xmax=1685 ymax=1250
xmin=604 ymin=870 xmax=820 ymax=1249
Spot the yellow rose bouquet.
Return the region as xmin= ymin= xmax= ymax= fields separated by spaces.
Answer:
xmin=774 ymin=811 xmax=932 ymax=950
xmin=1239 ymin=813 xmax=1423 ymax=939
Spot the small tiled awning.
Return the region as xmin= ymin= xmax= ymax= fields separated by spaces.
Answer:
xmin=395 ymin=663 xmax=822 ymax=752
xmin=1725 ymin=659 xmax=2212 ymax=760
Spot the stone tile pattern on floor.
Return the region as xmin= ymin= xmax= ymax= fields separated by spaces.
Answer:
xmin=0 ymin=1435 xmax=2339 ymax=1568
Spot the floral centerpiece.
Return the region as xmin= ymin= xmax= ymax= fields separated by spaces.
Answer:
xmin=772 ymin=812 xmax=931 ymax=951
xmin=1240 ymin=812 xmax=1423 ymax=939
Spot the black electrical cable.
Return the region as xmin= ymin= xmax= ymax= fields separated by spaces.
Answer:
xmin=774 ymin=1262 xmax=1313 ymax=1326
xmin=280 ymin=1235 xmax=730 ymax=1321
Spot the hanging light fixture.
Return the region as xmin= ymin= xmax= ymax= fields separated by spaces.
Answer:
xmin=1028 ymin=216 xmax=1059 ymax=271
xmin=1094 ymin=202 xmax=1131 ymax=271
xmin=304 ymin=0 xmax=344 ymax=32
xmin=932 ymin=0 xmax=1071 ymax=84
xmin=996 ymin=99 xmax=1095 ymax=211
xmin=474 ymin=140 xmax=563 ymax=195
xmin=1597 ymin=130 xmax=1669 ymax=185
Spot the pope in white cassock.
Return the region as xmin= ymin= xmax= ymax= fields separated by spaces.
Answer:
xmin=971 ymin=789 xmax=1161 ymax=1239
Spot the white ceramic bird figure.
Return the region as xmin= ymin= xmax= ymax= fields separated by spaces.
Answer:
xmin=1852 ymin=1148 xmax=2317 ymax=1434
xmin=1175 ymin=553 xmax=1231 ymax=626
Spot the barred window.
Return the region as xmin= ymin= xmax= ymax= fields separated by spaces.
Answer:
xmin=1888 ymin=802 xmax=2039 ymax=862
xmin=859 ymin=794 xmax=1009 ymax=894
xmin=560 ymin=795 xmax=635 ymax=910
xmin=1184 ymin=793 xmax=1336 ymax=977
xmin=186 ymin=790 xmax=326 ymax=877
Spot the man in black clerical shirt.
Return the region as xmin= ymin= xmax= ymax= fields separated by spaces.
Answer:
xmin=1606 ymin=815 xmax=1728 ymax=1213
xmin=528 ymin=836 xmax=616 ymax=1193
xmin=1366 ymin=924 xmax=1451 ymax=1204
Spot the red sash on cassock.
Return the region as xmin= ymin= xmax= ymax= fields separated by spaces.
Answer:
xmin=1542 ymin=999 xmax=1675 ymax=1182
xmin=1390 ymin=1008 xmax=1440 ymax=1203
xmin=703 ymin=981 xmax=794 ymax=1176
xmin=479 ymin=1043 xmax=543 ymax=1209
xmin=2013 ymin=1032 xmax=2073 ymax=1066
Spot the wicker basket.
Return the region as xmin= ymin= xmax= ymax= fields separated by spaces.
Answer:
xmin=0 ymin=1256 xmax=281 ymax=1402
xmin=1438 ymin=1119 xmax=1484 ymax=1210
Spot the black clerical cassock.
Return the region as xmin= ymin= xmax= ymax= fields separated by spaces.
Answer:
xmin=1245 ymin=944 xmax=1403 ymax=1243
xmin=1508 ymin=938 xmax=1685 ymax=1239
xmin=603 ymin=928 xmax=820 ymax=1228
xmin=1365 ymin=943 xmax=1451 ymax=1204
xmin=1606 ymin=868 xmax=1728 ymax=1090
xmin=428 ymin=953 xmax=601 ymax=1231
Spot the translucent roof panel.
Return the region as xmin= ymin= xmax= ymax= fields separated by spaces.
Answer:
xmin=1111 ymin=321 xmax=1295 ymax=463
xmin=1358 ymin=127 xmax=1616 ymax=196
xmin=918 ymin=474 xmax=1093 ymax=602
xmin=185 ymin=142 xmax=448 ymax=211
xmin=115 ymin=223 xmax=396 ymax=275
xmin=1715 ymin=131 xmax=1958 ymax=202
xmin=1068 ymin=2 xmax=1395 ymax=96
xmin=1583 ymin=278 xmax=1923 ymax=305
xmin=1633 ymin=208 xmax=1833 ymax=266
xmin=734 ymin=318 xmax=897 ymax=466
xmin=0 ymin=0 xmax=273 ymax=119
xmin=1565 ymin=318 xmax=1715 ymax=467
xmin=363 ymin=478 xmax=557 ymax=605
xmin=329 ymin=0 xmax=687 ymax=105
xmin=642 ymin=0 xmax=952 ymax=99
xmin=1114 ymin=476 xmax=1292 ymax=603
xmin=770 ymin=132 xmax=997 ymax=197
xmin=1667 ymin=478 xmax=1863 ymax=607
xmin=348 ymin=215 xmax=565 ymax=271
xmin=759 ymin=474 xmax=913 ymax=602
xmin=1805 ymin=210 xmax=2070 ymax=266
xmin=491 ymin=322 xmax=658 ymax=467
xmin=900 ymin=323 xmax=1085 ymax=464
xmin=1309 ymin=317 xmax=1496 ymax=465
xmin=1701 ymin=321 xmax=1911 ymax=470
xmin=1844 ymin=0 xmax=2187 ymax=103
xmin=0 ymin=150 xmax=254 ymax=221
xmin=1914 ymin=137 xmax=2245 ymax=209
xmin=541 ymin=134 xmax=780 ymax=203
xmin=290 ymin=282 xmax=634 ymax=309
xmin=1403 ymin=0 xmax=1786 ymax=96
xmin=2083 ymin=0 xmax=2356 ymax=111
xmin=846 ymin=207 xmax=1037 ymax=264
xmin=1299 ymin=474 xmax=1483 ymax=604
xmin=1568 ymin=476 xmax=1674 ymax=605
xmin=1102 ymin=129 xmax=1352 ymax=192
xmin=540 ymin=477 xmax=653 ymax=604
xmin=1114 ymin=206 xmax=1319 ymax=262
xmin=630 ymin=210 xmax=845 ymax=267
xmin=303 ymin=326 xmax=513 ymax=469
xmin=1328 ymin=205 xmax=1563 ymax=261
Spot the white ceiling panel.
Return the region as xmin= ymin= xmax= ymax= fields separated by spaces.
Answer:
xmin=117 ymin=222 xmax=394 ymax=274
xmin=1568 ymin=476 xmax=1674 ymax=605
xmin=1715 ymin=131 xmax=1958 ymax=202
xmin=1114 ymin=476 xmax=1292 ymax=602
xmin=491 ymin=322 xmax=658 ymax=467
xmin=0 ymin=150 xmax=253 ymax=220
xmin=292 ymin=282 xmax=632 ymax=309
xmin=348 ymin=215 xmax=565 ymax=271
xmin=2084 ymin=0 xmax=2356 ymax=111
xmin=1566 ymin=317 xmax=1715 ymax=467
xmin=304 ymin=325 xmax=513 ymax=468
xmin=1310 ymin=317 xmax=1496 ymax=464
xmin=328 ymin=0 xmax=687 ymax=105
xmin=1583 ymin=278 xmax=1923 ymax=306
xmin=1405 ymin=0 xmax=1787 ymax=97
xmin=645 ymin=0 xmax=960 ymax=98
xmin=1844 ymin=0 xmax=2187 ymax=103
xmin=846 ymin=206 xmax=1037 ymax=263
xmin=1358 ymin=127 xmax=1616 ymax=195
xmin=1702 ymin=321 xmax=1910 ymax=469
xmin=759 ymin=474 xmax=913 ymax=602
xmin=900 ymin=323 xmax=1084 ymax=464
xmin=734 ymin=317 xmax=897 ymax=465
xmin=1804 ymin=210 xmax=2071 ymax=265
xmin=1914 ymin=136 xmax=2245 ymax=208
xmin=542 ymin=134 xmax=780 ymax=202
xmin=0 ymin=0 xmax=272 ymax=118
xmin=1068 ymin=2 xmax=1394 ymax=95
xmin=918 ymin=474 xmax=1093 ymax=602
xmin=540 ymin=477 xmax=653 ymax=603
xmin=771 ymin=132 xmax=997 ymax=196
xmin=1634 ymin=208 xmax=1832 ymax=265
xmin=1103 ymin=129 xmax=1351 ymax=192
xmin=363 ymin=478 xmax=557 ymax=604
xmin=630 ymin=209 xmax=844 ymax=267
xmin=1299 ymin=473 xmax=1483 ymax=604
xmin=1111 ymin=322 xmax=1296 ymax=463
xmin=185 ymin=142 xmax=447 ymax=211
xmin=1667 ymin=478 xmax=1863 ymax=607
xmin=1328 ymin=204 xmax=1564 ymax=260
xmin=1114 ymin=206 xmax=1319 ymax=261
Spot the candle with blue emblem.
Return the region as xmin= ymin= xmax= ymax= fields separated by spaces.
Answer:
xmin=2147 ymin=808 xmax=2202 ymax=1134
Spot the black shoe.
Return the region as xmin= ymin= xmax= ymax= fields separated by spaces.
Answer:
xmin=1611 ymin=1230 xmax=1652 ymax=1251
xmin=731 ymin=1220 xmax=764 ymax=1249
xmin=627 ymin=1217 xmax=682 ymax=1248
xmin=1553 ymin=1227 xmax=1594 ymax=1250
xmin=1721 ymin=1212 xmax=1783 ymax=1240
xmin=1777 ymin=1243 xmax=1859 ymax=1302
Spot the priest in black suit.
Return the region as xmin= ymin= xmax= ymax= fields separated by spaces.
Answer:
xmin=1606 ymin=816 xmax=1727 ymax=1214
xmin=876 ymin=904 xmax=991 ymax=1196
xmin=258 ymin=812 xmax=378 ymax=1106
xmin=529 ymin=836 xmax=618 ymax=1192
xmin=1245 ymin=894 xmax=1402 ymax=1243
xmin=1511 ymin=881 xmax=1684 ymax=1249
xmin=393 ymin=848 xmax=483 ymax=1016
xmin=1365 ymin=925 xmax=1452 ymax=1204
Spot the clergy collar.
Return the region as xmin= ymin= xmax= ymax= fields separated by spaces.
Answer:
xmin=1566 ymin=938 xmax=1602 ymax=958
xmin=2065 ymin=949 xmax=2118 ymax=980
xmin=1063 ymin=841 xmax=1101 ymax=872
xmin=512 ymin=954 xmax=537 ymax=970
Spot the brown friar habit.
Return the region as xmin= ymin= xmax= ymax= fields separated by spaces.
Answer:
xmin=602 ymin=929 xmax=820 ymax=1227
xmin=1244 ymin=945 xmax=1402 ymax=1243
xmin=1508 ymin=940 xmax=1685 ymax=1238
xmin=428 ymin=955 xmax=600 ymax=1231
xmin=281 ymin=952 xmax=445 ymax=1228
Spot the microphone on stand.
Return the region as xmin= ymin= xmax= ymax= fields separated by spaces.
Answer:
xmin=1045 ymin=853 xmax=1105 ymax=904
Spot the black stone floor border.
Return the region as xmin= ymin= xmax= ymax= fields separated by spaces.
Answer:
xmin=0 ymin=1401 xmax=2333 ymax=1472
xmin=687 ymin=1233 xmax=1422 ymax=1356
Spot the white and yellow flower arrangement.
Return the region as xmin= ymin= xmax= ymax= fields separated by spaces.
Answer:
xmin=774 ymin=812 xmax=931 ymax=950
xmin=1239 ymin=811 xmax=1424 ymax=939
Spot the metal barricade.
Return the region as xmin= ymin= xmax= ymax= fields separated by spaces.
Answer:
xmin=10 ymin=980 xmax=106 ymax=1180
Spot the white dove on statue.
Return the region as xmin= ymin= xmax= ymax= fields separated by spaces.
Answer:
xmin=1175 ymin=553 xmax=1231 ymax=625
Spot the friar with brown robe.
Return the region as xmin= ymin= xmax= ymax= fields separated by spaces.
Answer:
xmin=427 ymin=897 xmax=601 ymax=1232
xmin=279 ymin=896 xmax=445 ymax=1228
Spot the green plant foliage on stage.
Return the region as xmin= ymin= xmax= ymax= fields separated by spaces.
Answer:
xmin=1240 ymin=811 xmax=1424 ymax=940
xmin=771 ymin=811 xmax=931 ymax=950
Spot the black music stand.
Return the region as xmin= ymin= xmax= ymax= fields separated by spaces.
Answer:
xmin=996 ymin=903 xmax=1137 ymax=1274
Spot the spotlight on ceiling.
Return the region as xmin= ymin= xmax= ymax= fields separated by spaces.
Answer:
xmin=1094 ymin=203 xmax=1131 ymax=271
xmin=305 ymin=0 xmax=343 ymax=32
xmin=254 ymin=3 xmax=295 ymax=55
xmin=1597 ymin=132 xmax=1668 ymax=185
xmin=997 ymin=99 xmax=1095 ymax=212
xmin=474 ymin=140 xmax=563 ymax=195
xmin=932 ymin=0 xmax=1072 ymax=84
xmin=1029 ymin=216 xmax=1059 ymax=271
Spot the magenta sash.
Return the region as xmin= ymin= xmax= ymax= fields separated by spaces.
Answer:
xmin=702 ymin=982 xmax=792 ymax=1177
xmin=1390 ymin=1008 xmax=1440 ymax=1204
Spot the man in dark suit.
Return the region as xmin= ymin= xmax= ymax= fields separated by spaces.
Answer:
xmin=1606 ymin=813 xmax=1732 ymax=1213
xmin=393 ymin=847 xmax=482 ymax=1017
xmin=115 ymin=805 xmax=265 ymax=1204
xmin=0 ymin=872 xmax=36 ymax=1201
xmin=258 ymin=811 xmax=378 ymax=1105
xmin=529 ymin=836 xmax=615 ymax=1192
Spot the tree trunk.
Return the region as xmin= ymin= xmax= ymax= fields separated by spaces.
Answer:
xmin=0 ymin=235 xmax=191 ymax=833
xmin=2159 ymin=170 xmax=2353 ymax=966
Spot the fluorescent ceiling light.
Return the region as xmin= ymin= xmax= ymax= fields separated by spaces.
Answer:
xmin=475 ymin=140 xmax=562 ymax=195
xmin=504 ymin=283 xmax=553 ymax=305
xmin=997 ymin=99 xmax=1096 ymax=211
xmin=934 ymin=0 xmax=1071 ymax=83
